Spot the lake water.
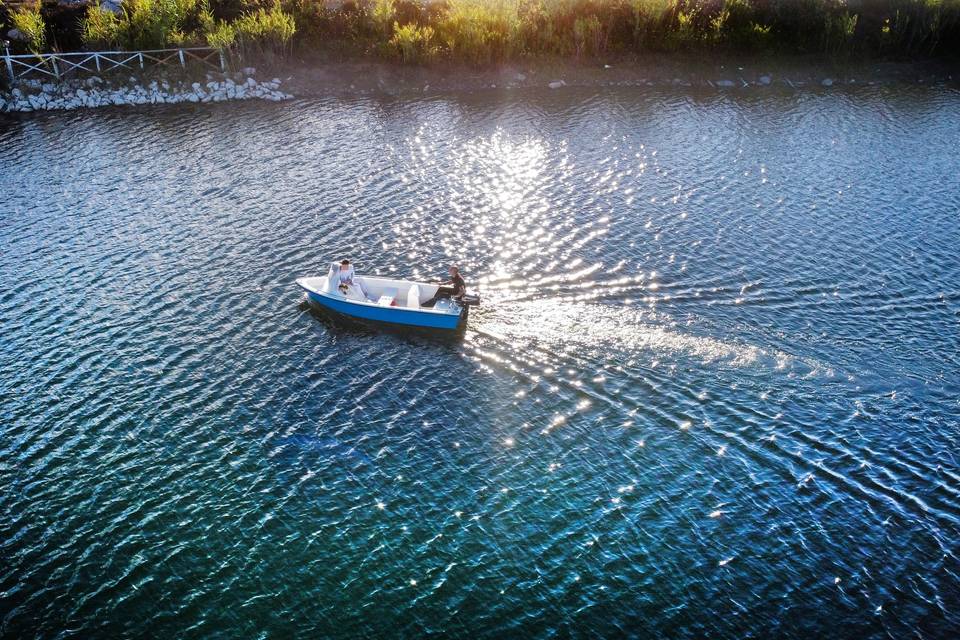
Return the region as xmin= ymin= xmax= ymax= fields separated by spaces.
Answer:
xmin=2 ymin=83 xmax=959 ymax=638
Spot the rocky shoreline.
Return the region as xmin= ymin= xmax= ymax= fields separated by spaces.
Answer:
xmin=0 ymin=71 xmax=293 ymax=113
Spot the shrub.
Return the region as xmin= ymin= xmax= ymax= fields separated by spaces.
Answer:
xmin=82 ymin=4 xmax=123 ymax=49
xmin=122 ymin=0 xmax=201 ymax=49
xmin=81 ymin=0 xmax=204 ymax=50
xmin=821 ymin=7 xmax=857 ymax=55
xmin=233 ymin=2 xmax=297 ymax=59
xmin=9 ymin=1 xmax=47 ymax=55
xmin=878 ymin=0 xmax=960 ymax=55
xmin=435 ymin=0 xmax=522 ymax=65
xmin=573 ymin=14 xmax=604 ymax=57
xmin=630 ymin=0 xmax=678 ymax=50
xmin=666 ymin=7 xmax=701 ymax=50
xmin=389 ymin=20 xmax=437 ymax=62
xmin=371 ymin=0 xmax=396 ymax=38
xmin=206 ymin=18 xmax=237 ymax=49
xmin=713 ymin=0 xmax=773 ymax=51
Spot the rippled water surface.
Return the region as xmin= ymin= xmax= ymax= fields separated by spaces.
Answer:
xmin=3 ymin=84 xmax=960 ymax=638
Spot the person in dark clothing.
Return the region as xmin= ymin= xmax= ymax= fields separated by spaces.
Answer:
xmin=422 ymin=266 xmax=466 ymax=308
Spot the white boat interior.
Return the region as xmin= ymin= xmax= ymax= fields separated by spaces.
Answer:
xmin=298 ymin=268 xmax=461 ymax=314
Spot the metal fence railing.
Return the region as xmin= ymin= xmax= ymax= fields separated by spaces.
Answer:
xmin=2 ymin=46 xmax=227 ymax=83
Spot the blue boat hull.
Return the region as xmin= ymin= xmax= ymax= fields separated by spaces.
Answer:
xmin=304 ymin=290 xmax=464 ymax=331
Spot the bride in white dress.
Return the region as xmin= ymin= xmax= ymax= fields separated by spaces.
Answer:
xmin=334 ymin=259 xmax=372 ymax=300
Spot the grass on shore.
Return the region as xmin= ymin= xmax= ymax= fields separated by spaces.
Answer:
xmin=2 ymin=0 xmax=960 ymax=65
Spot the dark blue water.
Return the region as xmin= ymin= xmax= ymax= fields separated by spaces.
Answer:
xmin=2 ymin=84 xmax=960 ymax=638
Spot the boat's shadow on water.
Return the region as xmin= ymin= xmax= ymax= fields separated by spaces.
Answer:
xmin=297 ymin=300 xmax=466 ymax=346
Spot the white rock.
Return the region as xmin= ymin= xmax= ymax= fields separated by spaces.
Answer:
xmin=187 ymin=94 xmax=199 ymax=103
xmin=271 ymin=78 xmax=281 ymax=85
xmin=76 ymin=88 xmax=87 ymax=99
xmin=758 ymin=75 xmax=771 ymax=85
xmin=246 ymin=78 xmax=257 ymax=88
xmin=191 ymin=82 xmax=202 ymax=91
xmin=822 ymin=78 xmax=834 ymax=86
xmin=548 ymin=80 xmax=564 ymax=89
xmin=716 ymin=79 xmax=735 ymax=87
xmin=242 ymin=67 xmax=256 ymax=76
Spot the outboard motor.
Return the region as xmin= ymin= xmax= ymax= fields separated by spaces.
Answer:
xmin=459 ymin=293 xmax=481 ymax=307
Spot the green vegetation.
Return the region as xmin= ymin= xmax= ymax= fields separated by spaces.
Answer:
xmin=2 ymin=0 xmax=959 ymax=63
xmin=232 ymin=3 xmax=298 ymax=57
xmin=76 ymin=0 xmax=294 ymax=56
xmin=79 ymin=0 xmax=200 ymax=49
xmin=389 ymin=21 xmax=437 ymax=63
xmin=7 ymin=1 xmax=47 ymax=55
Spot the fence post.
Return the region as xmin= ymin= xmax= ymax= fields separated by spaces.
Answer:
xmin=95 ymin=53 xmax=101 ymax=72
xmin=218 ymin=49 xmax=226 ymax=73
xmin=178 ymin=48 xmax=185 ymax=69
xmin=2 ymin=41 xmax=13 ymax=84
xmin=51 ymin=55 xmax=60 ymax=80
xmin=138 ymin=52 xmax=144 ymax=70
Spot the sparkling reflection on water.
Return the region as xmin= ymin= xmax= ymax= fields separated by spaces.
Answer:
xmin=2 ymin=85 xmax=960 ymax=638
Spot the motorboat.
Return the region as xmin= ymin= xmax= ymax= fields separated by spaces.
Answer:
xmin=296 ymin=264 xmax=479 ymax=331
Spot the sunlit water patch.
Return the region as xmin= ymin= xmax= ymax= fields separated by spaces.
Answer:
xmin=2 ymin=86 xmax=960 ymax=638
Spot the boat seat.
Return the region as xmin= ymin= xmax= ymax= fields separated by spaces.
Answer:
xmin=378 ymin=287 xmax=398 ymax=306
xmin=407 ymin=284 xmax=421 ymax=308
